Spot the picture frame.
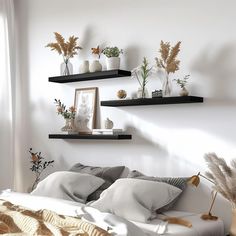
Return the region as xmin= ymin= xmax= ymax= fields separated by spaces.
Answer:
xmin=74 ymin=87 xmax=98 ymax=134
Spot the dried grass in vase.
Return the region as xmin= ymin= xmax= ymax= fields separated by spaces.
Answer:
xmin=46 ymin=32 xmax=82 ymax=75
xmin=155 ymin=41 xmax=181 ymax=96
xmin=204 ymin=152 xmax=236 ymax=208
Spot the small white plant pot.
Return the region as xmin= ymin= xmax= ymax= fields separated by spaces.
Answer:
xmin=90 ymin=60 xmax=102 ymax=72
xmin=106 ymin=57 xmax=120 ymax=70
xmin=79 ymin=60 xmax=90 ymax=73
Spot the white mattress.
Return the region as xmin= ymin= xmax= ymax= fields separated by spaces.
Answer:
xmin=0 ymin=190 xmax=225 ymax=236
xmin=133 ymin=211 xmax=225 ymax=236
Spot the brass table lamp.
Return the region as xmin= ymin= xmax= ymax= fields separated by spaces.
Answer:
xmin=188 ymin=172 xmax=218 ymax=221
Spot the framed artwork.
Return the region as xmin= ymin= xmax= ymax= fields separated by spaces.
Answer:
xmin=74 ymin=87 xmax=98 ymax=134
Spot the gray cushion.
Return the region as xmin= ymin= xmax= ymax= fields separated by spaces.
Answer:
xmin=70 ymin=163 xmax=125 ymax=201
xmin=31 ymin=171 xmax=105 ymax=203
xmin=127 ymin=170 xmax=188 ymax=211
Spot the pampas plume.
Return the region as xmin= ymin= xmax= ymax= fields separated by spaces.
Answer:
xmin=46 ymin=32 xmax=82 ymax=60
xmin=155 ymin=41 xmax=181 ymax=74
xmin=204 ymin=153 xmax=236 ymax=207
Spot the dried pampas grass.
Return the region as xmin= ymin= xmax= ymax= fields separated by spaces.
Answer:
xmin=46 ymin=32 xmax=82 ymax=60
xmin=204 ymin=153 xmax=236 ymax=208
xmin=155 ymin=41 xmax=181 ymax=74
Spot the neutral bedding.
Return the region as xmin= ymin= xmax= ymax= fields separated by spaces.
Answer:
xmin=0 ymin=190 xmax=225 ymax=236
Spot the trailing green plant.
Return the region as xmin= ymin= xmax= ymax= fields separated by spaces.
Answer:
xmin=102 ymin=46 xmax=123 ymax=58
xmin=132 ymin=57 xmax=152 ymax=98
xmin=174 ymin=75 xmax=190 ymax=88
xmin=29 ymin=148 xmax=54 ymax=191
xmin=54 ymin=99 xmax=76 ymax=119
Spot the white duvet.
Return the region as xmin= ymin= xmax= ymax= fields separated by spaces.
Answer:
xmin=0 ymin=190 xmax=225 ymax=236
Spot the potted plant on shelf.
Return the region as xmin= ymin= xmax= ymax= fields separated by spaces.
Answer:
xmin=174 ymin=75 xmax=190 ymax=96
xmin=155 ymin=41 xmax=181 ymax=97
xmin=54 ymin=99 xmax=77 ymax=133
xmin=46 ymin=32 xmax=82 ymax=76
xmin=102 ymin=46 xmax=123 ymax=70
xmin=132 ymin=57 xmax=152 ymax=98
xmin=90 ymin=45 xmax=103 ymax=72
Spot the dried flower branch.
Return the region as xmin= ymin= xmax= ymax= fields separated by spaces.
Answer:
xmin=54 ymin=99 xmax=76 ymax=119
xmin=155 ymin=41 xmax=181 ymax=74
xmin=91 ymin=45 xmax=102 ymax=59
xmin=29 ymin=148 xmax=54 ymax=191
xmin=204 ymin=153 xmax=236 ymax=208
xmin=46 ymin=32 xmax=82 ymax=61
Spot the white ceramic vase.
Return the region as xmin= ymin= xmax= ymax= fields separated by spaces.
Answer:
xmin=79 ymin=60 xmax=89 ymax=73
xmin=106 ymin=57 xmax=120 ymax=70
xmin=179 ymin=87 xmax=189 ymax=96
xmin=90 ymin=60 xmax=102 ymax=72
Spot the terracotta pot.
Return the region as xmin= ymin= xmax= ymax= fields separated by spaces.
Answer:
xmin=230 ymin=208 xmax=236 ymax=236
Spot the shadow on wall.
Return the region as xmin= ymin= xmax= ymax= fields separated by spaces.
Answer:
xmin=124 ymin=45 xmax=141 ymax=70
xmin=191 ymin=41 xmax=236 ymax=99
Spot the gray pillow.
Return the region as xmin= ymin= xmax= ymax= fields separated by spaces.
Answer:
xmin=31 ymin=171 xmax=105 ymax=203
xmin=127 ymin=170 xmax=188 ymax=211
xmin=70 ymin=163 xmax=125 ymax=201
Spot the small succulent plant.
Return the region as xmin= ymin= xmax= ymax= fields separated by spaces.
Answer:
xmin=102 ymin=46 xmax=123 ymax=58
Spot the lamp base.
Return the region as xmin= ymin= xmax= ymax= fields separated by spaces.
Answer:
xmin=201 ymin=213 xmax=218 ymax=221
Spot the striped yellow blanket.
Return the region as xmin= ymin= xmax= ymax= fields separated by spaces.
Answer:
xmin=0 ymin=199 xmax=111 ymax=235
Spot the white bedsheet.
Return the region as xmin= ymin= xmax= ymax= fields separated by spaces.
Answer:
xmin=133 ymin=211 xmax=225 ymax=236
xmin=0 ymin=190 xmax=225 ymax=236
xmin=0 ymin=190 xmax=145 ymax=236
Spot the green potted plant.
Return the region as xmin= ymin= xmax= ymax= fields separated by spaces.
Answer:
xmin=102 ymin=46 xmax=123 ymax=70
xmin=131 ymin=57 xmax=152 ymax=98
xmin=174 ymin=75 xmax=190 ymax=96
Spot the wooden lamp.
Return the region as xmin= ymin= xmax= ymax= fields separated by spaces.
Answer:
xmin=188 ymin=172 xmax=218 ymax=221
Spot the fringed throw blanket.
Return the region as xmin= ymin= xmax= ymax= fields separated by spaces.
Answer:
xmin=0 ymin=199 xmax=111 ymax=236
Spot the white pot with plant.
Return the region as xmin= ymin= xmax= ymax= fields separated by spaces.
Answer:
xmin=46 ymin=32 xmax=82 ymax=76
xmin=174 ymin=75 xmax=190 ymax=96
xmin=90 ymin=45 xmax=102 ymax=72
xmin=102 ymin=46 xmax=123 ymax=70
xmin=132 ymin=57 xmax=152 ymax=99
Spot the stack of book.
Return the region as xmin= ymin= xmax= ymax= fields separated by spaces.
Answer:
xmin=92 ymin=129 xmax=123 ymax=135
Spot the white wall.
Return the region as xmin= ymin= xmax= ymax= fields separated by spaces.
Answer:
xmin=14 ymin=0 xmax=236 ymax=231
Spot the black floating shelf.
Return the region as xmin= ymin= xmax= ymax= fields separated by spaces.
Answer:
xmin=49 ymin=134 xmax=132 ymax=140
xmin=101 ymin=96 xmax=204 ymax=107
xmin=48 ymin=69 xmax=131 ymax=83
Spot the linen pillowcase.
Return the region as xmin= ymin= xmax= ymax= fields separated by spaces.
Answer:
xmin=69 ymin=163 xmax=125 ymax=201
xmin=91 ymin=178 xmax=182 ymax=223
xmin=127 ymin=170 xmax=188 ymax=211
xmin=31 ymin=171 xmax=105 ymax=203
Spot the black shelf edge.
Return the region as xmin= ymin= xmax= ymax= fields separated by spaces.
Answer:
xmin=101 ymin=96 xmax=204 ymax=107
xmin=48 ymin=134 xmax=132 ymax=140
xmin=48 ymin=69 xmax=131 ymax=83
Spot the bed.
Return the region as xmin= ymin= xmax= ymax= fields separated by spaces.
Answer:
xmin=0 ymin=163 xmax=225 ymax=236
